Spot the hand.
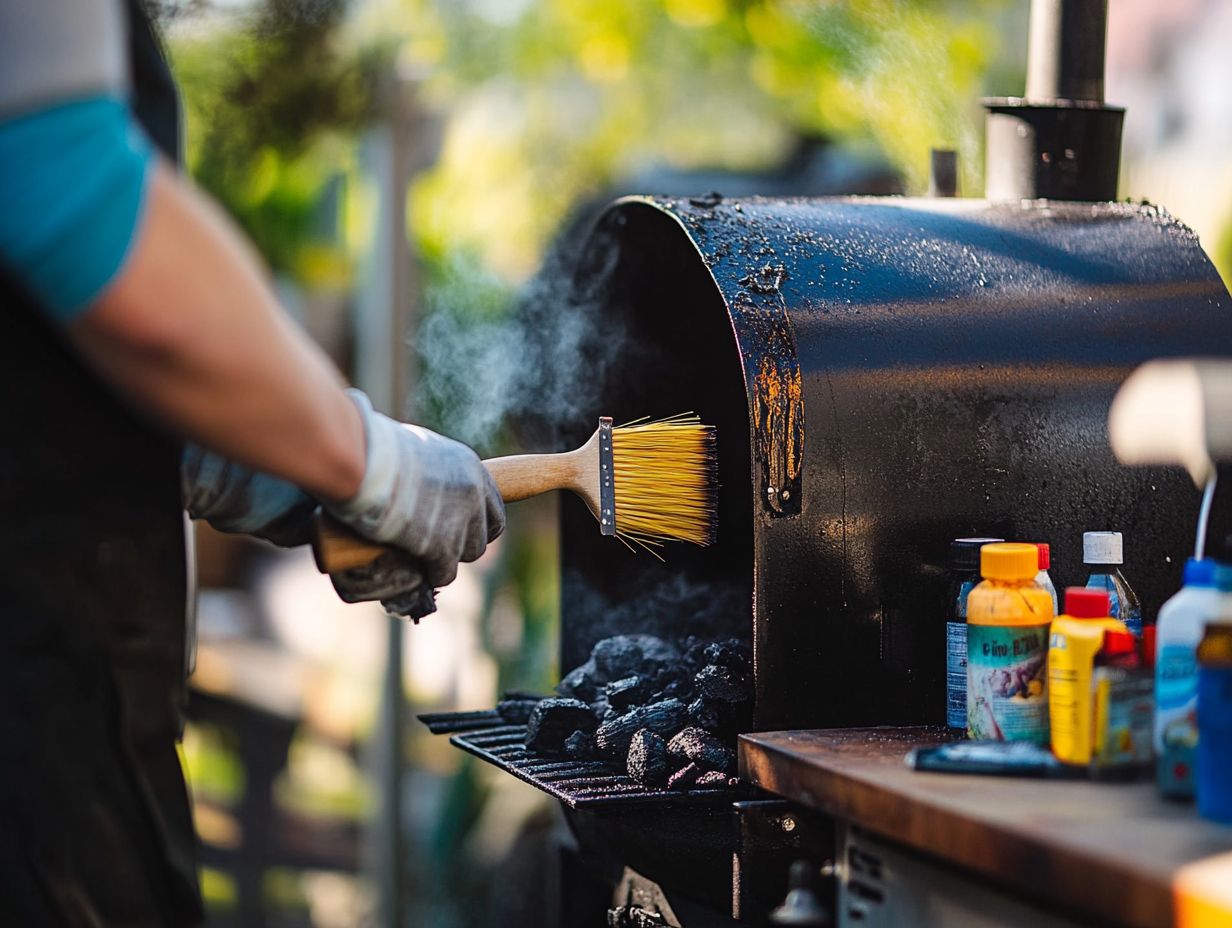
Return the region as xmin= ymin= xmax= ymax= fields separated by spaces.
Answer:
xmin=325 ymin=390 xmax=506 ymax=590
xmin=327 ymin=551 xmax=439 ymax=621
xmin=182 ymin=443 xmax=316 ymax=547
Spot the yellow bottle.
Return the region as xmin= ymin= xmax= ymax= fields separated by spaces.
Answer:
xmin=1048 ymin=587 xmax=1128 ymax=765
xmin=967 ymin=543 xmax=1055 ymax=742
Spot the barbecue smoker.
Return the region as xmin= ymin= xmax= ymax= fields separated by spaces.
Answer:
xmin=426 ymin=3 xmax=1232 ymax=926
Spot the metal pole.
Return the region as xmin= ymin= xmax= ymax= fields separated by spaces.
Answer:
xmin=1025 ymin=0 xmax=1108 ymax=103
xmin=355 ymin=70 xmax=434 ymax=928
xmin=984 ymin=0 xmax=1121 ymax=201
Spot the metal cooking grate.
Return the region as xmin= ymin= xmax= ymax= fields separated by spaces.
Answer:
xmin=449 ymin=724 xmax=756 ymax=809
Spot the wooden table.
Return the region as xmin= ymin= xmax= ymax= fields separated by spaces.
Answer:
xmin=739 ymin=727 xmax=1232 ymax=928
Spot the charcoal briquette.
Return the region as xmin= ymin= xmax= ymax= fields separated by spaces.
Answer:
xmin=626 ymin=729 xmax=669 ymax=785
xmin=526 ymin=697 xmax=597 ymax=754
xmin=593 ymin=698 xmax=688 ymax=759
xmin=648 ymin=678 xmax=691 ymax=703
xmin=604 ymin=675 xmax=647 ymax=711
xmin=703 ymin=639 xmax=752 ymax=671
xmin=591 ymin=637 xmax=645 ymax=679
xmin=496 ymin=697 xmax=541 ymax=725
xmin=667 ymin=726 xmax=734 ymax=772
xmin=556 ymin=660 xmax=601 ymax=703
xmin=589 ymin=697 xmax=611 ymax=721
xmin=694 ymin=663 xmax=751 ymax=704
xmin=563 ymin=729 xmax=594 ymax=759
xmin=667 ymin=762 xmax=702 ymax=789
xmin=686 ymin=698 xmax=724 ymax=734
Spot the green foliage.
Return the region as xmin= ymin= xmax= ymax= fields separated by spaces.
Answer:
xmin=166 ymin=1 xmax=391 ymax=278
xmin=1217 ymin=214 xmax=1232 ymax=290
xmin=386 ymin=0 xmax=1006 ymax=278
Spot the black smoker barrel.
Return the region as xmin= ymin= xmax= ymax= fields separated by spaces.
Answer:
xmin=558 ymin=195 xmax=1232 ymax=733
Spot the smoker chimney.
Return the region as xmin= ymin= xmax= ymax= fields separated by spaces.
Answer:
xmin=984 ymin=0 xmax=1124 ymax=201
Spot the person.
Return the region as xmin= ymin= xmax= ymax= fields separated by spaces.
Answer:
xmin=0 ymin=1 xmax=504 ymax=924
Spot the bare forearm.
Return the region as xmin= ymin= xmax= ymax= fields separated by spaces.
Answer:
xmin=67 ymin=160 xmax=365 ymax=503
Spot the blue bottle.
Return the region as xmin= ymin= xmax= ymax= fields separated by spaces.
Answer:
xmin=1197 ymin=619 xmax=1232 ymax=824
xmin=945 ymin=537 xmax=1004 ymax=730
xmin=1154 ymin=558 xmax=1221 ymax=798
xmin=1084 ymin=531 xmax=1143 ymax=636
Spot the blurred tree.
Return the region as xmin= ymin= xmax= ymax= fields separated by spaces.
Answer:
xmin=164 ymin=0 xmax=393 ymax=280
xmin=361 ymin=0 xmax=1007 ymax=280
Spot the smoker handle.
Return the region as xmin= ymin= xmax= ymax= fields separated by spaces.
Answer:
xmin=312 ymin=450 xmax=592 ymax=574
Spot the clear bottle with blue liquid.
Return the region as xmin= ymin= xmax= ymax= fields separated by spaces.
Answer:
xmin=1083 ymin=531 xmax=1143 ymax=636
xmin=945 ymin=537 xmax=1004 ymax=730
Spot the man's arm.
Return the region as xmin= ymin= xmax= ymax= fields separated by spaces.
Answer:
xmin=70 ymin=159 xmax=366 ymax=504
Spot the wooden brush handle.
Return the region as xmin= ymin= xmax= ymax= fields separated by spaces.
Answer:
xmin=312 ymin=445 xmax=595 ymax=575
xmin=483 ymin=453 xmax=581 ymax=501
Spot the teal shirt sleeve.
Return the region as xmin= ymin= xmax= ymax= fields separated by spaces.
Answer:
xmin=0 ymin=95 xmax=154 ymax=322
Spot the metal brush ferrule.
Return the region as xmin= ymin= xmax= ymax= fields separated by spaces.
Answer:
xmin=598 ymin=417 xmax=615 ymax=536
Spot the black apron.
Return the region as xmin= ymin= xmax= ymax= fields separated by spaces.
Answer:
xmin=0 ymin=3 xmax=203 ymax=924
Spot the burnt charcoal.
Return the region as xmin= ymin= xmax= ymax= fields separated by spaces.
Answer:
xmin=704 ymin=639 xmax=751 ymax=671
xmin=496 ymin=697 xmax=541 ymax=725
xmin=555 ymin=660 xmax=600 ymax=703
xmin=591 ymin=637 xmax=645 ymax=679
xmin=686 ymin=698 xmax=725 ymax=734
xmin=626 ymin=729 xmax=669 ymax=785
xmin=563 ymin=729 xmax=594 ymax=759
xmin=605 ymin=675 xmax=648 ymax=711
xmin=683 ymin=637 xmax=710 ymax=673
xmin=667 ymin=726 xmax=734 ymax=772
xmin=526 ymin=698 xmax=597 ymax=754
xmin=589 ymin=697 xmax=611 ymax=721
xmin=593 ymin=698 xmax=688 ymax=759
xmin=694 ymin=770 xmax=731 ymax=787
xmin=694 ymin=663 xmax=751 ymax=704
xmin=667 ymin=762 xmax=703 ymax=789
xmin=630 ymin=635 xmax=682 ymax=665
xmin=648 ymin=677 xmax=692 ymax=703
xmin=603 ymin=706 xmax=621 ymax=722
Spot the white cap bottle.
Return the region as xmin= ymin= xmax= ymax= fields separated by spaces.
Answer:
xmin=1083 ymin=531 xmax=1142 ymax=635
xmin=1084 ymin=531 xmax=1124 ymax=565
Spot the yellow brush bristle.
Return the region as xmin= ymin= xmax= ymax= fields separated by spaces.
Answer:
xmin=610 ymin=413 xmax=718 ymax=556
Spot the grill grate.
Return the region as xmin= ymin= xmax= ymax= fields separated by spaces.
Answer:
xmin=451 ymin=724 xmax=756 ymax=809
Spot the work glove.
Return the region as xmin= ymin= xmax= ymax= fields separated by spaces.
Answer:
xmin=324 ymin=389 xmax=506 ymax=609
xmin=182 ymin=444 xmax=316 ymax=547
xmin=182 ymin=446 xmax=439 ymax=618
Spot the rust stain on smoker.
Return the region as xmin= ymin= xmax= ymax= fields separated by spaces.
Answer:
xmin=656 ymin=196 xmax=805 ymax=516
xmin=752 ymin=352 xmax=803 ymax=511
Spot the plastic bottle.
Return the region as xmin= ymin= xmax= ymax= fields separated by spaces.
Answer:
xmin=945 ymin=537 xmax=1004 ymax=730
xmin=966 ymin=543 xmax=1055 ymax=743
xmin=1197 ymin=618 xmax=1232 ymax=823
xmin=1091 ymin=629 xmax=1153 ymax=778
xmin=1154 ymin=558 xmax=1220 ymax=798
xmin=1084 ymin=531 xmax=1144 ymax=636
xmin=1048 ymin=588 xmax=1127 ymax=766
xmin=1034 ymin=542 xmax=1059 ymax=615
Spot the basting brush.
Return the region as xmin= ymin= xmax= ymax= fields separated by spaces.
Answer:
xmin=312 ymin=413 xmax=718 ymax=574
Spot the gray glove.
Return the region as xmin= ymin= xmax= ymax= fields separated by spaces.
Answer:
xmin=328 ymin=553 xmax=439 ymax=620
xmin=182 ymin=444 xmax=316 ymax=547
xmin=325 ymin=389 xmax=506 ymax=591
xmin=182 ymin=443 xmax=438 ymax=619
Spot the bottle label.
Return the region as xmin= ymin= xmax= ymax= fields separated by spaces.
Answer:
xmin=1197 ymin=667 xmax=1232 ymax=822
xmin=1156 ymin=644 xmax=1199 ymax=796
xmin=946 ymin=621 xmax=967 ymax=729
xmin=1094 ymin=671 xmax=1153 ymax=769
xmin=967 ymin=623 xmax=1049 ymax=743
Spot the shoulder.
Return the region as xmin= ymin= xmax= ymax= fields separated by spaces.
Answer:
xmin=0 ymin=0 xmax=130 ymax=118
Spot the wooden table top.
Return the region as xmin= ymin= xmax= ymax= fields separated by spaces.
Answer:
xmin=738 ymin=727 xmax=1232 ymax=928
